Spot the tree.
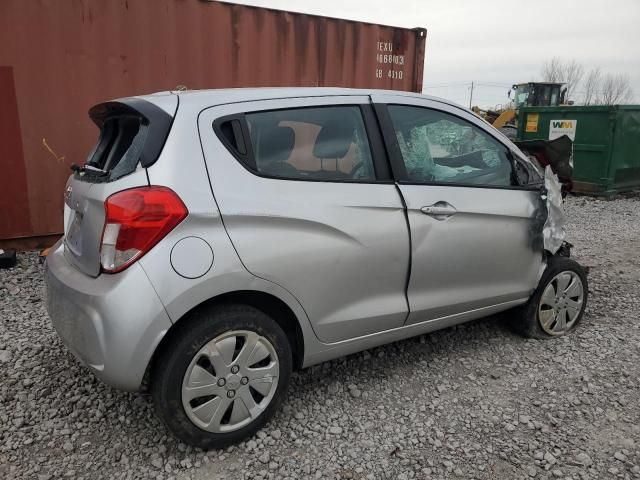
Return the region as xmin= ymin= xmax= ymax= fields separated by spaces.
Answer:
xmin=541 ymin=57 xmax=584 ymax=103
xmin=600 ymin=73 xmax=633 ymax=105
xmin=542 ymin=59 xmax=634 ymax=105
xmin=563 ymin=60 xmax=584 ymax=102
xmin=582 ymin=68 xmax=602 ymax=105
xmin=541 ymin=57 xmax=564 ymax=83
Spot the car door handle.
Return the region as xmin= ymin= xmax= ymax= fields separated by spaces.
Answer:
xmin=420 ymin=203 xmax=457 ymax=219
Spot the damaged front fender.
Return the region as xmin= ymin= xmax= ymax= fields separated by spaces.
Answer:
xmin=541 ymin=166 xmax=567 ymax=255
xmin=509 ymin=136 xmax=571 ymax=256
xmin=529 ymin=166 xmax=568 ymax=256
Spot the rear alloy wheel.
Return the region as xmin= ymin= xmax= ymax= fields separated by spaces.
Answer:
xmin=182 ymin=330 xmax=279 ymax=433
xmin=152 ymin=304 xmax=292 ymax=449
xmin=516 ymin=256 xmax=588 ymax=339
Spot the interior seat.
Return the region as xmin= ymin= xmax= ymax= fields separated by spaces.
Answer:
xmin=256 ymin=125 xmax=298 ymax=177
xmin=312 ymin=120 xmax=356 ymax=180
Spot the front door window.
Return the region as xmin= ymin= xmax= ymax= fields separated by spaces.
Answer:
xmin=387 ymin=105 xmax=513 ymax=187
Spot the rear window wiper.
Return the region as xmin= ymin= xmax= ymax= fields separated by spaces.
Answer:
xmin=70 ymin=163 xmax=108 ymax=177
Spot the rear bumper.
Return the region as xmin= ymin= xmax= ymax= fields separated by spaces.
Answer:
xmin=45 ymin=239 xmax=172 ymax=391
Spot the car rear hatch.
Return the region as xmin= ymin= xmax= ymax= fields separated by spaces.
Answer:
xmin=63 ymin=95 xmax=177 ymax=277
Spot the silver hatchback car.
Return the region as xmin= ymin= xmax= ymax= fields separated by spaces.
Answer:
xmin=46 ymin=88 xmax=587 ymax=448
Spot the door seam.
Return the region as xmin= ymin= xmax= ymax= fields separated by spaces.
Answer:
xmin=394 ymin=182 xmax=413 ymax=325
xmin=369 ymin=95 xmax=412 ymax=325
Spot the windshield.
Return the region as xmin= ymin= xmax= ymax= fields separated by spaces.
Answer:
xmin=513 ymin=84 xmax=531 ymax=108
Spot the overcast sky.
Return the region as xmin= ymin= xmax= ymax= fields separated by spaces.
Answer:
xmin=231 ymin=0 xmax=639 ymax=108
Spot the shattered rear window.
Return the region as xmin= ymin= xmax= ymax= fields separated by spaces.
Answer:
xmin=84 ymin=115 xmax=148 ymax=182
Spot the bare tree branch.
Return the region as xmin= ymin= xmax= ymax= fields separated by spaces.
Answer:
xmin=600 ymin=73 xmax=633 ymax=105
xmin=563 ymin=60 xmax=584 ymax=102
xmin=542 ymin=59 xmax=634 ymax=105
xmin=541 ymin=57 xmax=584 ymax=103
xmin=541 ymin=57 xmax=564 ymax=83
xmin=583 ymin=68 xmax=602 ymax=105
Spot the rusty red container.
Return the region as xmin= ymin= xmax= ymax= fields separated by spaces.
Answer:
xmin=0 ymin=0 xmax=427 ymax=243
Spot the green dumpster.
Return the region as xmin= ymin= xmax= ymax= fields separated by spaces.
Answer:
xmin=517 ymin=105 xmax=640 ymax=195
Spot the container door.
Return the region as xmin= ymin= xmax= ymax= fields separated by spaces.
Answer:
xmin=372 ymin=94 xmax=543 ymax=325
xmin=198 ymin=96 xmax=410 ymax=343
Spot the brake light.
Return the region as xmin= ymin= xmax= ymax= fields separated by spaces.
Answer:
xmin=100 ymin=186 xmax=187 ymax=273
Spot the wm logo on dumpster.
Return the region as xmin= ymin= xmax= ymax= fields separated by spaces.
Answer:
xmin=552 ymin=121 xmax=574 ymax=128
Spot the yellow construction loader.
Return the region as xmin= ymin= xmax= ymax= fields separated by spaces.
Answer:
xmin=474 ymin=82 xmax=567 ymax=139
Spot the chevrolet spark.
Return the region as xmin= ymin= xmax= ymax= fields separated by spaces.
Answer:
xmin=45 ymin=88 xmax=587 ymax=449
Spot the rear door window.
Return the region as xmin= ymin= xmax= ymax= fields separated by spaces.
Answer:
xmin=243 ymin=106 xmax=376 ymax=181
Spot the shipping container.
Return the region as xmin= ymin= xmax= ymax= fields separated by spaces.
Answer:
xmin=517 ymin=105 xmax=640 ymax=195
xmin=0 ymin=0 xmax=427 ymax=244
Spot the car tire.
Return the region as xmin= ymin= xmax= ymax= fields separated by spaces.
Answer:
xmin=516 ymin=256 xmax=588 ymax=339
xmin=151 ymin=304 xmax=292 ymax=449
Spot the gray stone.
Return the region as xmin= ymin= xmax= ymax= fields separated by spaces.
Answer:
xmin=0 ymin=350 xmax=11 ymax=363
xmin=614 ymin=451 xmax=627 ymax=462
xmin=246 ymin=440 xmax=257 ymax=450
xmin=575 ymin=452 xmax=592 ymax=466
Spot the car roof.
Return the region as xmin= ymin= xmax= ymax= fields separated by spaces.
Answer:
xmin=132 ymin=87 xmax=535 ymax=167
xmin=136 ymin=87 xmax=464 ymax=111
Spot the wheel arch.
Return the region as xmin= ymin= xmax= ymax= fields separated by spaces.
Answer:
xmin=143 ymin=290 xmax=306 ymax=390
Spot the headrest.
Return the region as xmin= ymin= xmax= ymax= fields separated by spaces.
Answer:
xmin=257 ymin=126 xmax=295 ymax=164
xmin=313 ymin=120 xmax=355 ymax=159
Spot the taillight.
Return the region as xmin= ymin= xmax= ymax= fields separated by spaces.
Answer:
xmin=100 ymin=186 xmax=187 ymax=273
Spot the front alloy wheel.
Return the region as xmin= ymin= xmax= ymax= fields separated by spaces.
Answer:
xmin=515 ymin=256 xmax=588 ymax=339
xmin=538 ymin=271 xmax=585 ymax=335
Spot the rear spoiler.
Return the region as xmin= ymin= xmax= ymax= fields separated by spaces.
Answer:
xmin=88 ymin=98 xmax=176 ymax=168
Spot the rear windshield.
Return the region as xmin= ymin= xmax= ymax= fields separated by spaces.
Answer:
xmin=77 ymin=98 xmax=175 ymax=183
xmin=84 ymin=115 xmax=149 ymax=181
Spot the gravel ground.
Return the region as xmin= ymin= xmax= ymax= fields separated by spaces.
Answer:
xmin=1 ymin=195 xmax=639 ymax=480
